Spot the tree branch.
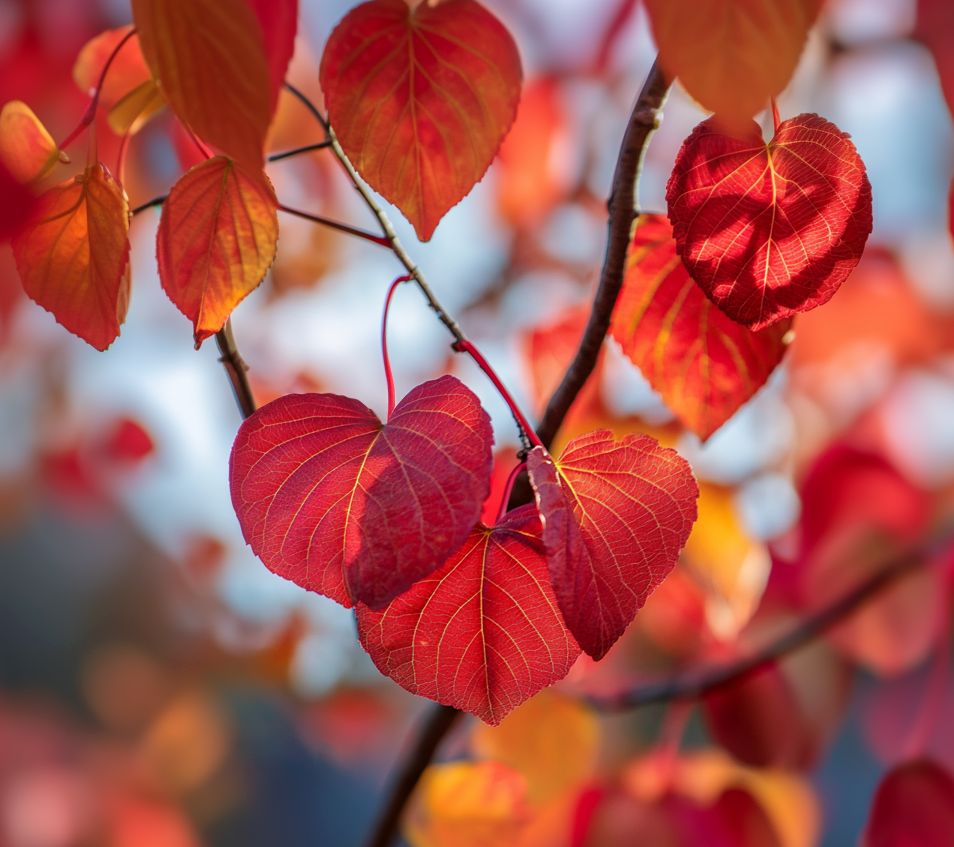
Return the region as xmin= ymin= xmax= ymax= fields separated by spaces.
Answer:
xmin=589 ymin=529 xmax=954 ymax=711
xmin=215 ymin=319 xmax=256 ymax=419
xmin=536 ymin=59 xmax=669 ymax=449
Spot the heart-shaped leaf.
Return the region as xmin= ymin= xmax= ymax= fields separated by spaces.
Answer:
xmin=319 ymin=0 xmax=522 ymax=241
xmin=528 ymin=431 xmax=698 ymax=660
xmin=229 ymin=375 xmax=494 ymax=609
xmin=667 ymin=113 xmax=872 ymax=330
xmin=12 ymin=164 xmax=131 ymax=351
xmin=357 ymin=505 xmax=580 ymax=725
xmin=610 ymin=214 xmax=791 ymax=439
xmin=157 ymin=156 xmax=279 ymax=347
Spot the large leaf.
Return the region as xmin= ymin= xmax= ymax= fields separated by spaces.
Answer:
xmin=645 ymin=0 xmax=822 ymax=133
xmin=611 ymin=214 xmax=791 ymax=440
xmin=247 ymin=0 xmax=299 ymax=112
xmin=357 ymin=506 xmax=580 ymax=725
xmin=229 ymin=375 xmax=494 ymax=609
xmin=132 ymin=0 xmax=272 ymax=169
xmin=917 ymin=0 xmax=954 ymax=121
xmin=862 ymin=760 xmax=954 ymax=847
xmin=319 ymin=0 xmax=522 ymax=241
xmin=667 ymin=113 xmax=872 ymax=331
xmin=527 ymin=431 xmax=698 ymax=660
xmin=157 ymin=156 xmax=278 ymax=347
xmin=11 ymin=163 xmax=130 ymax=350
xmin=0 ymin=100 xmax=60 ymax=183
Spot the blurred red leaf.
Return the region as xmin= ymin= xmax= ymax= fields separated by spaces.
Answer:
xmin=357 ymin=505 xmax=579 ymax=725
xmin=99 ymin=417 xmax=155 ymax=464
xmin=861 ymin=760 xmax=954 ymax=847
xmin=11 ymin=163 xmax=131 ymax=350
xmin=319 ymin=0 xmax=522 ymax=240
xmin=229 ymin=375 xmax=493 ymax=609
xmin=917 ymin=0 xmax=954 ymax=120
xmin=132 ymin=0 xmax=272 ymax=169
xmin=527 ymin=431 xmax=698 ymax=659
xmin=611 ymin=214 xmax=791 ymax=439
xmin=72 ymin=27 xmax=153 ymax=107
xmin=157 ymin=156 xmax=278 ymax=347
xmin=0 ymin=161 xmax=38 ymax=241
xmin=247 ymin=0 xmax=299 ymax=113
xmin=667 ymin=114 xmax=872 ymax=330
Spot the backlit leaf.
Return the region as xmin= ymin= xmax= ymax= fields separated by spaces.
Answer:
xmin=11 ymin=163 xmax=130 ymax=350
xmin=132 ymin=0 xmax=272 ymax=169
xmin=611 ymin=214 xmax=791 ymax=439
xmin=73 ymin=27 xmax=153 ymax=107
xmin=247 ymin=0 xmax=299 ymax=112
xmin=357 ymin=506 xmax=580 ymax=725
xmin=319 ymin=0 xmax=522 ymax=241
xmin=157 ymin=156 xmax=278 ymax=346
xmin=107 ymin=80 xmax=166 ymax=136
xmin=0 ymin=100 xmax=60 ymax=183
xmin=405 ymin=761 xmax=530 ymax=847
xmin=527 ymin=431 xmax=698 ymax=659
xmin=229 ymin=375 xmax=493 ymax=609
xmin=645 ymin=0 xmax=822 ymax=132
xmin=667 ymin=114 xmax=872 ymax=330
xmin=862 ymin=760 xmax=954 ymax=847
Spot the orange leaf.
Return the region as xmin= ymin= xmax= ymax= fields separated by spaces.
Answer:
xmin=645 ymin=0 xmax=822 ymax=132
xmin=157 ymin=156 xmax=278 ymax=346
xmin=108 ymin=79 xmax=166 ymax=136
xmin=611 ymin=214 xmax=791 ymax=440
xmin=73 ymin=27 xmax=154 ymax=107
xmin=0 ymin=100 xmax=61 ymax=183
xmin=11 ymin=163 xmax=130 ymax=350
xmin=320 ymin=0 xmax=522 ymax=240
xmin=132 ymin=0 xmax=272 ymax=169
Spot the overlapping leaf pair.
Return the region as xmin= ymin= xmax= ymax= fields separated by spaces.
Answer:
xmin=229 ymin=376 xmax=698 ymax=723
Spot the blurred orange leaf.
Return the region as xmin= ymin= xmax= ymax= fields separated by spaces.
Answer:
xmin=73 ymin=27 xmax=153 ymax=107
xmin=0 ymin=100 xmax=61 ymax=183
xmin=12 ymin=163 xmax=131 ymax=350
xmin=157 ymin=156 xmax=278 ymax=346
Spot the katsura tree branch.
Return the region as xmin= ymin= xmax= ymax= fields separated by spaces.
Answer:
xmin=590 ymin=528 xmax=954 ymax=711
xmin=536 ymin=58 xmax=669 ymax=449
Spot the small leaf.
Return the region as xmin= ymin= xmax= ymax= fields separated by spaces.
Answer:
xmin=11 ymin=163 xmax=131 ymax=351
xmin=667 ymin=113 xmax=873 ymax=330
xmin=357 ymin=506 xmax=580 ymax=724
xmin=229 ymin=375 xmax=494 ymax=609
xmin=73 ymin=27 xmax=153 ymax=106
xmin=527 ymin=431 xmax=698 ymax=660
xmin=247 ymin=0 xmax=299 ymax=112
xmin=0 ymin=101 xmax=61 ymax=183
xmin=862 ymin=760 xmax=954 ymax=847
xmin=132 ymin=0 xmax=272 ymax=169
xmin=157 ymin=156 xmax=278 ymax=346
xmin=107 ymin=79 xmax=166 ymax=136
xmin=611 ymin=214 xmax=791 ymax=439
xmin=320 ymin=0 xmax=522 ymax=241
xmin=645 ymin=0 xmax=822 ymax=132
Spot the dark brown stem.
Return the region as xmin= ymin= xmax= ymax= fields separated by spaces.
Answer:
xmin=590 ymin=529 xmax=954 ymax=710
xmin=535 ymin=59 xmax=669 ymax=449
xmin=364 ymin=704 xmax=462 ymax=847
xmin=215 ymin=319 xmax=256 ymax=419
xmin=278 ymin=203 xmax=391 ymax=247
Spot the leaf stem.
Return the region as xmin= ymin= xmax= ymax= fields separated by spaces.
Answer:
xmin=771 ymin=97 xmax=782 ymax=134
xmin=277 ymin=203 xmax=391 ymax=247
xmin=215 ymin=318 xmax=257 ymax=420
xmin=496 ymin=460 xmax=527 ymax=524
xmin=382 ymin=275 xmax=414 ymax=418
xmin=59 ymin=26 xmax=137 ymax=151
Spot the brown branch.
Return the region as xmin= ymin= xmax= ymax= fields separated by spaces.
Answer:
xmin=536 ymin=59 xmax=669 ymax=449
xmin=215 ymin=319 xmax=256 ymax=419
xmin=589 ymin=529 xmax=954 ymax=711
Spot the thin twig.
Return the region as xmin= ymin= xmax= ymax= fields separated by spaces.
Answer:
xmin=589 ymin=529 xmax=954 ymax=711
xmin=278 ymin=203 xmax=391 ymax=247
xmin=536 ymin=59 xmax=669 ymax=449
xmin=215 ymin=319 xmax=256 ymax=419
xmin=268 ymin=140 xmax=332 ymax=162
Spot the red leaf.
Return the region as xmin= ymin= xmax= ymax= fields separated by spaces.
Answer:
xmin=132 ymin=0 xmax=272 ymax=170
xmin=157 ymin=156 xmax=279 ymax=347
xmin=667 ymin=114 xmax=872 ymax=330
xmin=357 ymin=505 xmax=580 ymax=724
xmin=0 ymin=161 xmax=37 ymax=240
xmin=527 ymin=431 xmax=698 ymax=659
xmin=645 ymin=0 xmax=822 ymax=133
xmin=229 ymin=375 xmax=493 ymax=609
xmin=319 ymin=0 xmax=522 ymax=241
xmin=11 ymin=163 xmax=131 ymax=351
xmin=917 ymin=0 xmax=954 ymax=121
xmin=247 ymin=0 xmax=299 ymax=113
xmin=611 ymin=214 xmax=791 ymax=439
xmin=99 ymin=417 xmax=155 ymax=464
xmin=862 ymin=760 xmax=954 ymax=847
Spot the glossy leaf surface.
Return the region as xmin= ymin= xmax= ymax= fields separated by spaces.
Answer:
xmin=320 ymin=0 xmax=522 ymax=240
xmin=132 ymin=0 xmax=272 ymax=169
xmin=11 ymin=164 xmax=130 ymax=350
xmin=357 ymin=506 xmax=580 ymax=724
xmin=157 ymin=156 xmax=278 ymax=346
xmin=527 ymin=431 xmax=698 ymax=659
xmin=230 ymin=375 xmax=493 ymax=609
xmin=611 ymin=214 xmax=791 ymax=439
xmin=667 ymin=114 xmax=872 ymax=330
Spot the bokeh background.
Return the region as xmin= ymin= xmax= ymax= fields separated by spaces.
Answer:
xmin=1 ymin=0 xmax=953 ymax=844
